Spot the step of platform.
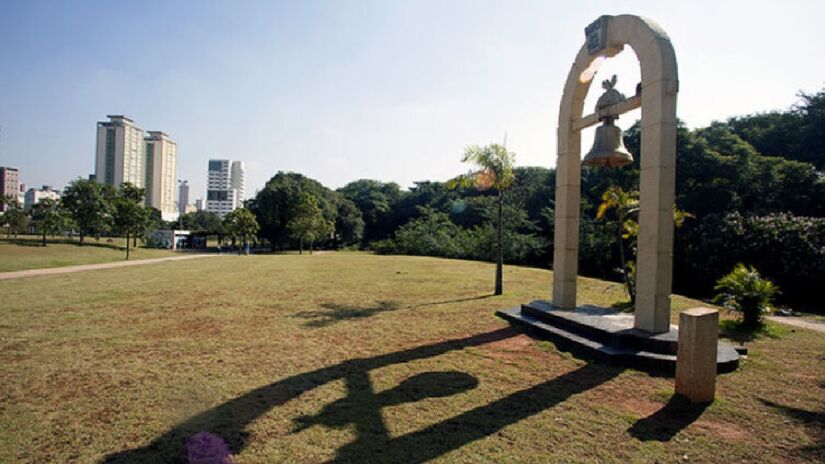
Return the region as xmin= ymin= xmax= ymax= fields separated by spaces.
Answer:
xmin=520 ymin=300 xmax=679 ymax=355
xmin=496 ymin=303 xmax=740 ymax=374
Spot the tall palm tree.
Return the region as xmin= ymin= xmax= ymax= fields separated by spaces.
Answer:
xmin=460 ymin=144 xmax=516 ymax=295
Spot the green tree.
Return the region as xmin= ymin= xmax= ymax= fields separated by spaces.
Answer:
xmin=728 ymin=87 xmax=825 ymax=170
xmin=338 ymin=179 xmax=404 ymax=244
xmin=30 ymin=198 xmax=72 ymax=246
xmin=0 ymin=194 xmax=14 ymax=212
xmin=596 ymin=186 xmax=690 ymax=305
xmin=1 ymin=198 xmax=28 ymax=238
xmin=333 ymin=196 xmax=365 ymax=247
xmin=250 ymin=172 xmax=338 ymax=251
xmin=288 ymin=193 xmax=333 ymax=254
xmin=222 ymin=208 xmax=260 ymax=255
xmin=112 ymin=183 xmax=149 ymax=260
xmin=386 ymin=207 xmax=462 ymax=258
xmin=62 ymin=178 xmax=113 ymax=246
xmin=457 ymin=143 xmax=516 ymax=295
xmin=181 ymin=210 xmax=224 ymax=235
xmin=596 ymin=186 xmax=640 ymax=303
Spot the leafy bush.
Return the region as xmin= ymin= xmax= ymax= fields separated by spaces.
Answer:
xmin=676 ymin=212 xmax=825 ymax=307
xmin=370 ymin=206 xmax=543 ymax=264
xmin=713 ymin=264 xmax=779 ymax=328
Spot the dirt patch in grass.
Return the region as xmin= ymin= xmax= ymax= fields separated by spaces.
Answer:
xmin=694 ymin=419 xmax=751 ymax=441
xmin=616 ymin=397 xmax=664 ymax=418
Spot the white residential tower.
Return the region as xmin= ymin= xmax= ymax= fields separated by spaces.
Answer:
xmin=144 ymin=131 xmax=178 ymax=220
xmin=95 ymin=115 xmax=146 ymax=188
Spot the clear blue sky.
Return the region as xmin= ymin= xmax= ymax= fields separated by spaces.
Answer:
xmin=1 ymin=0 xmax=823 ymax=201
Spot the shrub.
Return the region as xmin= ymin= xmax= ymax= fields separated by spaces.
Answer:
xmin=713 ymin=263 xmax=779 ymax=328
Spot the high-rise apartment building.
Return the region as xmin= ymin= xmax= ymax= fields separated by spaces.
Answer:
xmin=144 ymin=131 xmax=177 ymax=220
xmin=178 ymin=180 xmax=189 ymax=215
xmin=95 ymin=115 xmax=146 ymax=188
xmin=0 ymin=166 xmax=20 ymax=212
xmin=231 ymin=161 xmax=245 ymax=204
xmin=206 ymin=159 xmax=239 ymax=218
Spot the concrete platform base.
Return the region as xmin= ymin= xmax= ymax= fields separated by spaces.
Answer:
xmin=496 ymin=300 xmax=740 ymax=374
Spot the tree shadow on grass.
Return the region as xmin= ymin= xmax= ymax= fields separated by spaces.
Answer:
xmin=0 ymin=237 xmax=132 ymax=251
xmin=628 ymin=394 xmax=709 ymax=442
xmin=293 ymin=295 xmax=493 ymax=328
xmin=102 ymin=326 xmax=622 ymax=463
xmin=0 ymin=238 xmax=46 ymax=247
xmin=759 ymin=398 xmax=825 ymax=460
xmin=294 ymin=301 xmax=401 ymax=327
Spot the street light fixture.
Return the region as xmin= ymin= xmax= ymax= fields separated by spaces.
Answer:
xmin=177 ymin=179 xmax=187 ymax=231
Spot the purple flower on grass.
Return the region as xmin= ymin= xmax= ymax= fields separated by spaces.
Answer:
xmin=186 ymin=432 xmax=234 ymax=464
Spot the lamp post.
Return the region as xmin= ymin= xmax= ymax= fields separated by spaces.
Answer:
xmin=177 ymin=179 xmax=186 ymax=231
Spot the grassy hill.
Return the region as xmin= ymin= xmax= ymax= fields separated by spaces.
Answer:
xmin=0 ymin=253 xmax=821 ymax=463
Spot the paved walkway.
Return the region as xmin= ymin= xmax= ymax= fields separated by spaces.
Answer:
xmin=0 ymin=254 xmax=218 ymax=281
xmin=767 ymin=315 xmax=825 ymax=334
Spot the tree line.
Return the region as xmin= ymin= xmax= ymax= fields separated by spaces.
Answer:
xmin=244 ymin=86 xmax=825 ymax=308
xmin=1 ymin=179 xmax=260 ymax=259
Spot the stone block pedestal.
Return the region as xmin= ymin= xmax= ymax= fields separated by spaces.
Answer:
xmin=675 ymin=307 xmax=719 ymax=403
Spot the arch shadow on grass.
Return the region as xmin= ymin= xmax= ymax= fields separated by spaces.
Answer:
xmin=101 ymin=326 xmax=632 ymax=463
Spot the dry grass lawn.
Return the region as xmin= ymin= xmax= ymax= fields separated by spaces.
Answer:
xmin=0 ymin=236 xmax=173 ymax=273
xmin=0 ymin=253 xmax=822 ymax=463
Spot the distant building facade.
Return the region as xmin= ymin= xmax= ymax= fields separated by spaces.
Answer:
xmin=205 ymin=159 xmax=243 ymax=217
xmin=24 ymin=185 xmax=60 ymax=211
xmin=231 ymin=161 xmax=245 ymax=205
xmin=144 ymin=131 xmax=177 ymax=220
xmin=195 ymin=197 xmax=203 ymax=211
xmin=94 ymin=115 xmax=179 ymax=221
xmin=95 ymin=115 xmax=146 ymax=188
xmin=0 ymin=166 xmax=20 ymax=211
xmin=17 ymin=183 xmax=26 ymax=207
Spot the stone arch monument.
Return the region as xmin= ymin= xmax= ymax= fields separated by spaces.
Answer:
xmin=498 ymin=14 xmax=739 ymax=373
xmin=554 ymin=14 xmax=678 ymax=334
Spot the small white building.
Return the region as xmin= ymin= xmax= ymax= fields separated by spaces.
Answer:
xmin=24 ymin=185 xmax=60 ymax=211
xmin=147 ymin=229 xmax=190 ymax=250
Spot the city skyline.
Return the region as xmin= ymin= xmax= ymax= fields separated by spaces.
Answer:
xmin=2 ymin=1 xmax=824 ymax=200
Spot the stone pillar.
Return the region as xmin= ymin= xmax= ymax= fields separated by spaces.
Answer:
xmin=552 ymin=48 xmax=592 ymax=310
xmin=552 ymin=128 xmax=581 ymax=309
xmin=675 ymin=307 xmax=719 ymax=403
xmin=634 ymin=77 xmax=678 ymax=334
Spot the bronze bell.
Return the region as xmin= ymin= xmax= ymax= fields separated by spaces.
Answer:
xmin=582 ymin=117 xmax=634 ymax=168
